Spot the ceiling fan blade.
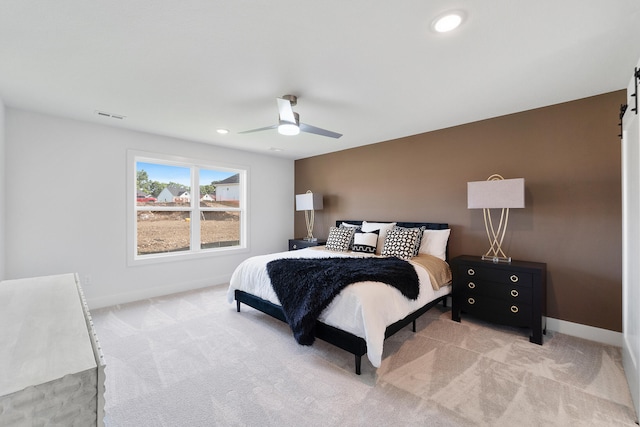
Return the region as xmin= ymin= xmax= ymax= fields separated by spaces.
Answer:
xmin=238 ymin=124 xmax=277 ymax=134
xmin=277 ymin=97 xmax=296 ymax=123
xmin=299 ymin=123 xmax=343 ymax=139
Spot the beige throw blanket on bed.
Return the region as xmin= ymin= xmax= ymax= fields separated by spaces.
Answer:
xmin=307 ymin=246 xmax=452 ymax=291
xmin=410 ymin=254 xmax=452 ymax=290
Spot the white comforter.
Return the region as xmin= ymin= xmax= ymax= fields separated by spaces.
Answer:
xmin=227 ymin=247 xmax=451 ymax=367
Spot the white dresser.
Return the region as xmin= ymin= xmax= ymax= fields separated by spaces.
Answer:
xmin=0 ymin=273 xmax=105 ymax=426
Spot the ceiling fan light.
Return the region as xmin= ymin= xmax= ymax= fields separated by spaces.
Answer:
xmin=278 ymin=122 xmax=300 ymax=136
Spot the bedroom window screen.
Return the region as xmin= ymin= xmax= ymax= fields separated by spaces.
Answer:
xmin=130 ymin=152 xmax=247 ymax=263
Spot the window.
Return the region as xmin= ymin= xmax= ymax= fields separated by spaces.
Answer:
xmin=129 ymin=151 xmax=247 ymax=263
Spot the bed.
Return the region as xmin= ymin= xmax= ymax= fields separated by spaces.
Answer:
xmin=227 ymin=220 xmax=452 ymax=374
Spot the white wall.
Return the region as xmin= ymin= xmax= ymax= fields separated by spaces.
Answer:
xmin=622 ymin=67 xmax=640 ymax=420
xmin=0 ymin=99 xmax=5 ymax=280
xmin=5 ymin=108 xmax=295 ymax=309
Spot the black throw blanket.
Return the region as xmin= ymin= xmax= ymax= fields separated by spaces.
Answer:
xmin=266 ymin=256 xmax=419 ymax=346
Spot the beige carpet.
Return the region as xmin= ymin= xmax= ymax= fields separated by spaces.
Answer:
xmin=92 ymin=284 xmax=637 ymax=426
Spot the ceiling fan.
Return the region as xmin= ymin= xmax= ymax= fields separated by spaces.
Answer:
xmin=239 ymin=95 xmax=342 ymax=139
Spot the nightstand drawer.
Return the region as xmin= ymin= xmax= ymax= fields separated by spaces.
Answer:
xmin=288 ymin=239 xmax=326 ymax=251
xmin=459 ymin=280 xmax=532 ymax=303
xmin=461 ymin=295 xmax=532 ymax=327
xmin=462 ymin=265 xmax=533 ymax=287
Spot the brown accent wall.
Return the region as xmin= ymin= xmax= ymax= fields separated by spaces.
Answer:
xmin=295 ymin=90 xmax=624 ymax=332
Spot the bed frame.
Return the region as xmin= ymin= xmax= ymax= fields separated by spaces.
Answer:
xmin=234 ymin=220 xmax=450 ymax=374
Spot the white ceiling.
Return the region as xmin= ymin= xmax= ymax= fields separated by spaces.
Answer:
xmin=1 ymin=1 xmax=639 ymax=160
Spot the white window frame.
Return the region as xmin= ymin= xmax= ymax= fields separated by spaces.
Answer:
xmin=127 ymin=150 xmax=249 ymax=265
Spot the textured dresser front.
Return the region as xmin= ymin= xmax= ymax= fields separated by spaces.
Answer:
xmin=0 ymin=273 xmax=105 ymax=426
xmin=451 ymin=255 xmax=547 ymax=344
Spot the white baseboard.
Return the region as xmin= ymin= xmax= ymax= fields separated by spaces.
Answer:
xmin=623 ymin=340 xmax=640 ymax=421
xmin=546 ymin=317 xmax=622 ymax=348
xmin=86 ymin=274 xmax=231 ymax=310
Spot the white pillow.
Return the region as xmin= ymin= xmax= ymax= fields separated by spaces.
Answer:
xmin=361 ymin=221 xmax=397 ymax=254
xmin=418 ymin=229 xmax=451 ymax=260
xmin=351 ymin=230 xmax=379 ymax=254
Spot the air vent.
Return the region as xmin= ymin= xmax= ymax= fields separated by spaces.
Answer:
xmin=95 ymin=110 xmax=126 ymax=120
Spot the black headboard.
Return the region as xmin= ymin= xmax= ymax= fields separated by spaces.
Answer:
xmin=335 ymin=220 xmax=449 ymax=230
xmin=336 ymin=220 xmax=450 ymax=260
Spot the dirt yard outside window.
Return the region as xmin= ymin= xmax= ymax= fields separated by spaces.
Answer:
xmin=137 ymin=211 xmax=240 ymax=255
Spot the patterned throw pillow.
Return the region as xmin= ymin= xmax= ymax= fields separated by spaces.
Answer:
xmin=351 ymin=230 xmax=379 ymax=254
xmin=325 ymin=226 xmax=356 ymax=252
xmin=381 ymin=226 xmax=422 ymax=259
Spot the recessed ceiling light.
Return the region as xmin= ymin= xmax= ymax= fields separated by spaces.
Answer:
xmin=216 ymin=128 xmax=229 ymax=134
xmin=432 ymin=11 xmax=465 ymax=33
xmin=269 ymin=147 xmax=284 ymax=152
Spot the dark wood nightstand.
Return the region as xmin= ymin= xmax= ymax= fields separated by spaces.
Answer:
xmin=288 ymin=239 xmax=326 ymax=251
xmin=451 ymin=255 xmax=547 ymax=344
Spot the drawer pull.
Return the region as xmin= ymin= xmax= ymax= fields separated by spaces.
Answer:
xmin=510 ymin=289 xmax=519 ymax=297
xmin=510 ymin=305 xmax=519 ymax=313
xmin=468 ymin=297 xmax=475 ymax=305
xmin=467 ymin=268 xmax=475 ymax=276
xmin=468 ymin=282 xmax=476 ymax=289
xmin=510 ymin=275 xmax=519 ymax=283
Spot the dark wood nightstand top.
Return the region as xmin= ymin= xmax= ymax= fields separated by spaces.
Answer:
xmin=451 ymin=255 xmax=546 ymax=272
xmin=288 ymin=239 xmax=326 ymax=251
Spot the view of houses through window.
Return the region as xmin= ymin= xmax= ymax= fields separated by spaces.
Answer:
xmin=135 ymin=159 xmax=244 ymax=257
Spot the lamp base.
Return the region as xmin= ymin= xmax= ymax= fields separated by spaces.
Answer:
xmin=304 ymin=209 xmax=317 ymax=244
xmin=482 ymin=255 xmax=512 ymax=264
xmin=481 ymin=204 xmax=513 ymax=264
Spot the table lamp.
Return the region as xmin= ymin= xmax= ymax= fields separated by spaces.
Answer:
xmin=467 ymin=174 xmax=525 ymax=263
xmin=295 ymin=190 xmax=323 ymax=241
